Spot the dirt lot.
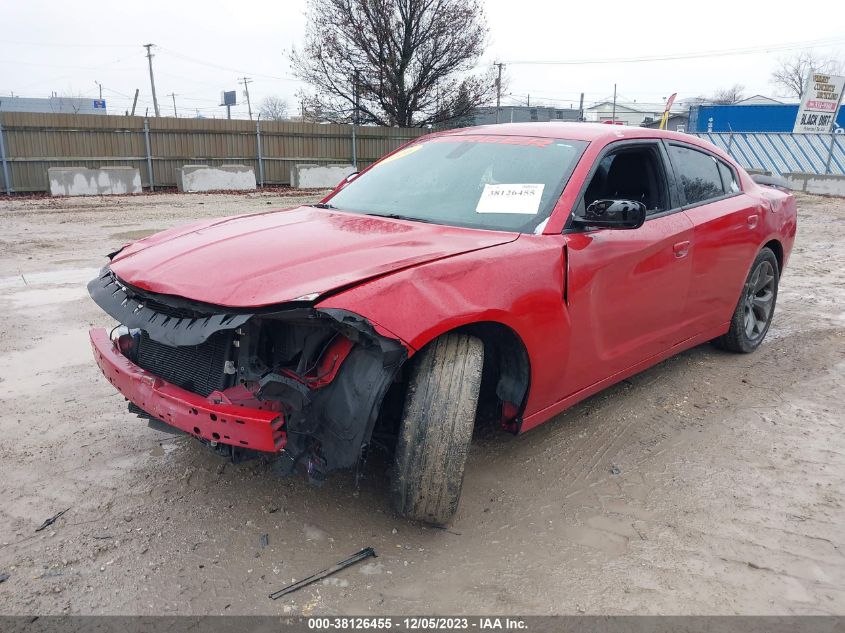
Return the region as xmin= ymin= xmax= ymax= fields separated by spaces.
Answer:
xmin=0 ymin=190 xmax=843 ymax=615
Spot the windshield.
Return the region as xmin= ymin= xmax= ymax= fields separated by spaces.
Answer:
xmin=326 ymin=134 xmax=588 ymax=233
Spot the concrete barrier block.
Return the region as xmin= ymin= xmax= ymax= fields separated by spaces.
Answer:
xmin=48 ymin=167 xmax=142 ymax=196
xmin=783 ymin=172 xmax=845 ymax=197
xmin=291 ymin=163 xmax=355 ymax=189
xmin=176 ymin=165 xmax=256 ymax=192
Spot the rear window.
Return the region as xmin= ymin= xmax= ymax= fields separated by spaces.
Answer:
xmin=668 ymin=144 xmax=725 ymax=205
xmin=718 ymin=161 xmax=740 ymax=193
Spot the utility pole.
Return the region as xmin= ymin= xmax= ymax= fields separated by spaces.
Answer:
xmin=167 ymin=93 xmax=177 ymax=117
xmin=494 ymin=62 xmax=504 ymax=124
xmin=612 ymin=83 xmax=617 ymax=124
xmin=351 ymin=69 xmax=360 ymax=169
xmin=130 ymin=88 xmax=139 ymax=116
xmin=143 ymin=44 xmax=160 ymax=117
xmin=239 ymin=77 xmax=253 ymax=120
xmin=578 ymin=92 xmax=584 ymax=122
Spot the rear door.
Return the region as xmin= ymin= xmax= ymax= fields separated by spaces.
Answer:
xmin=665 ymin=142 xmax=762 ymax=336
xmin=562 ymin=140 xmax=695 ymax=395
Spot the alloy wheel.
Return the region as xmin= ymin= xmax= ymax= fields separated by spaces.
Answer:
xmin=743 ymin=260 xmax=776 ymax=341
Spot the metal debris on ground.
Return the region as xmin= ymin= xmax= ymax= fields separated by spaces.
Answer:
xmin=268 ymin=547 xmax=376 ymax=600
xmin=35 ymin=508 xmax=69 ymax=532
xmin=0 ymin=572 xmax=9 ymax=583
xmin=259 ymin=533 xmax=269 ymax=549
xmin=431 ymin=525 xmax=462 ymax=535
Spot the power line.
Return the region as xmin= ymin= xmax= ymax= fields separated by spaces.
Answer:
xmin=503 ymin=35 xmax=845 ymax=66
xmin=0 ymin=54 xmax=141 ymax=71
xmin=0 ymin=39 xmax=138 ymax=49
xmin=157 ymin=46 xmax=301 ymax=82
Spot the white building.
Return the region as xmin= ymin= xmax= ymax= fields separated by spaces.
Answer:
xmin=0 ymin=95 xmax=107 ymax=115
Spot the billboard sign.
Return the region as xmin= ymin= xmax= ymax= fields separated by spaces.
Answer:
xmin=793 ymin=73 xmax=844 ymax=133
xmin=92 ymin=99 xmax=106 ymax=109
xmin=220 ymin=91 xmax=237 ymax=106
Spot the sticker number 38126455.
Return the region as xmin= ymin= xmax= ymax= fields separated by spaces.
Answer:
xmin=475 ymin=183 xmax=545 ymax=215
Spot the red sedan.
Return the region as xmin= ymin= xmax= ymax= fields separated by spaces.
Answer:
xmin=88 ymin=123 xmax=797 ymax=524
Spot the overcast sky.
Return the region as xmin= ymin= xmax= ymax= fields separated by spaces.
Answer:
xmin=2 ymin=0 xmax=843 ymax=119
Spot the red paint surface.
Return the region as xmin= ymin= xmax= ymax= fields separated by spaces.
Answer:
xmin=110 ymin=206 xmax=516 ymax=307
xmin=101 ymin=124 xmax=798 ymax=435
xmin=90 ymin=328 xmax=285 ymax=452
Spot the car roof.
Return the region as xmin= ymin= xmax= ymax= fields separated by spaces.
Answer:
xmin=435 ymin=122 xmax=696 ymax=145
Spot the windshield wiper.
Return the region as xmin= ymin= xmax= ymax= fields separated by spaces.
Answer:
xmin=365 ymin=212 xmax=435 ymax=224
xmin=310 ymin=202 xmax=336 ymax=209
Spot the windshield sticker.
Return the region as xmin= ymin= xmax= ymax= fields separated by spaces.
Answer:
xmin=429 ymin=135 xmax=553 ymax=148
xmin=476 ymin=183 xmax=545 ymax=215
xmin=375 ymin=144 xmax=424 ymax=166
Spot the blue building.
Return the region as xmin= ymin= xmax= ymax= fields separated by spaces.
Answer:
xmin=689 ymin=103 xmax=845 ymax=133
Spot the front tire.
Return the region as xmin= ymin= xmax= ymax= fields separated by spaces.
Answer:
xmin=713 ymin=247 xmax=779 ymax=353
xmin=391 ymin=333 xmax=484 ymax=525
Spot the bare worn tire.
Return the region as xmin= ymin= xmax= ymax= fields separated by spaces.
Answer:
xmin=713 ymin=247 xmax=779 ymax=354
xmin=391 ymin=333 xmax=484 ymax=525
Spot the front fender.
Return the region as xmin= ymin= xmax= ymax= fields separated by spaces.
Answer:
xmin=316 ymin=235 xmax=573 ymax=419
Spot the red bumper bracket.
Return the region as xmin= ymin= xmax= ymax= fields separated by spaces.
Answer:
xmin=89 ymin=328 xmax=285 ymax=453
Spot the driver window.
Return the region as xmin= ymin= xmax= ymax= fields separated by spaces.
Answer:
xmin=582 ymin=146 xmax=669 ymax=216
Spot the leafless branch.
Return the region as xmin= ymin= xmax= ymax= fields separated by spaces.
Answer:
xmin=770 ymin=51 xmax=843 ymax=99
xmin=290 ymin=0 xmax=494 ymax=127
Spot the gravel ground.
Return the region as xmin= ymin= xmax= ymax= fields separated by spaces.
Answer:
xmin=0 ymin=190 xmax=843 ymax=615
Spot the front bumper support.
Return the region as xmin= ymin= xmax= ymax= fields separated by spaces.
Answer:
xmin=89 ymin=328 xmax=285 ymax=453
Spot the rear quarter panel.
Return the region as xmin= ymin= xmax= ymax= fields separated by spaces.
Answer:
xmin=757 ymin=184 xmax=798 ymax=269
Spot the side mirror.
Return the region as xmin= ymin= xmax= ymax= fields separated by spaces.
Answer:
xmin=572 ymin=199 xmax=646 ymax=230
xmin=328 ymin=171 xmax=359 ymax=196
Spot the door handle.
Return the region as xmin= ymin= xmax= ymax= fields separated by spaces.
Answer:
xmin=747 ymin=214 xmax=759 ymax=229
xmin=673 ymin=241 xmax=691 ymax=258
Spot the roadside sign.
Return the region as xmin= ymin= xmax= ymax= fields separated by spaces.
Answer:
xmin=793 ymin=73 xmax=844 ymax=134
xmin=93 ymin=99 xmax=106 ymax=109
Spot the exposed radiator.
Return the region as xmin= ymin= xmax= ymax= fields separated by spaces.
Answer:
xmin=135 ymin=330 xmax=233 ymax=397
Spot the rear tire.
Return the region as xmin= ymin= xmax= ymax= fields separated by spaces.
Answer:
xmin=391 ymin=333 xmax=484 ymax=525
xmin=713 ymin=247 xmax=779 ymax=353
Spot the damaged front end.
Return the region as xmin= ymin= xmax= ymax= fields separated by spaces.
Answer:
xmin=88 ymin=268 xmax=407 ymax=481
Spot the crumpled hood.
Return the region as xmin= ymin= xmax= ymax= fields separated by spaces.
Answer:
xmin=109 ymin=206 xmax=518 ymax=307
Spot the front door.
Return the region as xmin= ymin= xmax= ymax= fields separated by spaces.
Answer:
xmin=562 ymin=141 xmax=694 ymax=396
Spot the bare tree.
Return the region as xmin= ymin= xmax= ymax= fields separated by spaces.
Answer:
xmin=710 ymin=84 xmax=745 ymax=105
xmin=54 ymin=91 xmax=87 ymax=114
xmin=259 ymin=96 xmax=289 ymax=120
xmin=770 ymin=51 xmax=843 ymax=99
xmin=291 ymin=0 xmax=495 ymax=127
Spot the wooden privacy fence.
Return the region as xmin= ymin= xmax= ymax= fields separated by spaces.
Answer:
xmin=0 ymin=112 xmax=429 ymax=193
